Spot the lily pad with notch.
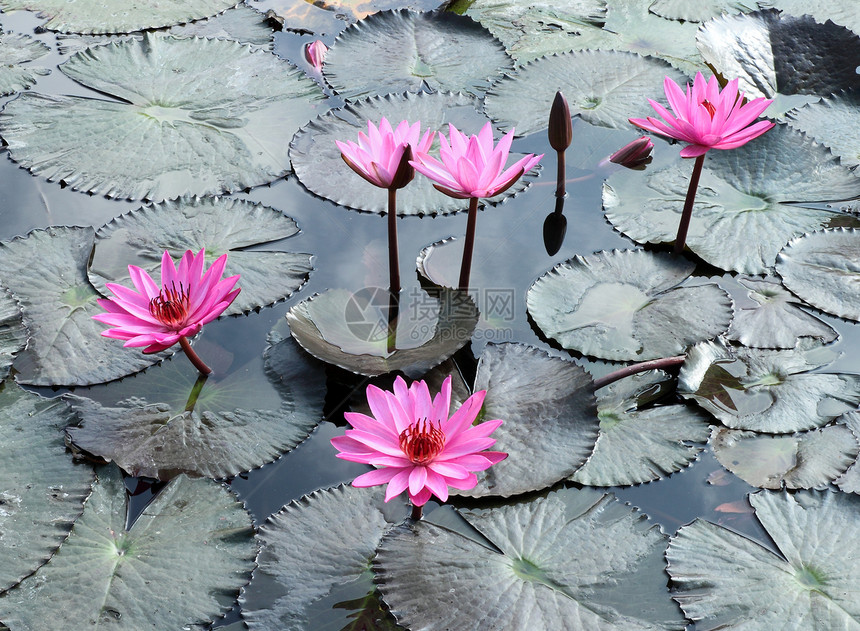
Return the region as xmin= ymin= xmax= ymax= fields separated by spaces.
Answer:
xmin=421 ymin=342 xmax=600 ymax=497
xmin=0 ymin=226 xmax=171 ymax=386
xmin=678 ymin=339 xmax=860 ymax=433
xmin=324 ymin=10 xmax=513 ymax=101
xmin=0 ymin=465 xmax=256 ymax=629
xmin=290 ymin=91 xmax=535 ymax=215
xmin=64 ymin=333 xmax=326 ymax=480
xmin=833 ymin=411 xmax=860 ymax=494
xmin=786 ymin=93 xmax=860 ymax=168
xmin=286 ymin=285 xmax=478 ymax=377
xmin=0 ymin=0 xmax=240 ymax=34
xmin=726 ymin=276 xmax=838 ymax=349
xmin=0 ymin=31 xmax=50 ymax=96
xmin=241 ymin=484 xmax=408 ymax=631
xmin=527 ymin=249 xmax=733 ymax=361
xmin=376 ymin=486 xmax=687 ymax=630
xmin=572 ymin=370 xmax=711 ymax=487
xmin=667 ymin=490 xmax=860 ymax=629
xmin=711 ymin=424 xmax=859 ymax=490
xmin=0 ymin=33 xmax=326 ymax=202
xmin=484 ymin=50 xmax=687 ymax=137
xmin=0 ymin=383 xmax=95 ymax=593
xmin=697 ymin=9 xmax=860 ymax=117
xmin=776 ymin=228 xmax=860 ymax=322
xmin=88 ymin=197 xmax=313 ymax=317
xmin=603 ymin=124 xmax=860 ymax=274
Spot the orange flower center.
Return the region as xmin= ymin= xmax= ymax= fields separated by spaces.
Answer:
xmin=700 ymin=99 xmax=716 ymax=119
xmin=399 ymin=418 xmax=445 ymax=464
xmin=149 ymin=282 xmax=190 ymax=328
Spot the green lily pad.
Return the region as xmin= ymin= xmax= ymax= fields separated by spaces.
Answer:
xmin=603 ymin=124 xmax=860 ymax=274
xmin=0 ymin=34 xmax=325 ymax=202
xmin=57 ymin=5 xmax=276 ymax=56
xmin=527 ymin=249 xmax=733 ymax=361
xmin=0 ymin=465 xmax=256 ymax=629
xmin=834 ymin=411 xmax=860 ymax=494
xmin=648 ymin=0 xmax=756 ymax=22
xmin=697 ymin=10 xmax=860 ymax=116
xmin=376 ymin=487 xmax=686 ymax=630
xmin=0 ymin=226 xmax=169 ymax=386
xmin=786 ymin=93 xmax=860 ymax=168
xmin=88 ymin=197 xmax=312 ymax=317
xmin=324 ymin=10 xmax=513 ymax=101
xmin=484 ymin=50 xmax=686 ymax=137
xmin=572 ymin=371 xmax=711 ymax=486
xmin=777 ymin=228 xmax=860 ymax=322
xmin=423 ymin=342 xmax=600 ymax=497
xmin=759 ymin=0 xmax=860 ymax=39
xmin=726 ymin=276 xmax=838 ymax=348
xmin=448 ymin=0 xmax=606 ymax=64
xmin=64 ymin=334 xmax=325 ymax=480
xmin=667 ymin=490 xmax=860 ymax=629
xmin=0 ymin=383 xmax=95 ymax=593
xmin=286 ymin=286 xmax=478 ymax=377
xmin=290 ymin=91 xmax=535 ymax=215
xmin=678 ymin=340 xmax=860 ymax=433
xmin=241 ymin=484 xmax=408 ymax=630
xmin=711 ymin=425 xmax=859 ymax=490
xmin=0 ymin=291 xmax=27 ymax=381
xmin=0 ymin=0 xmax=240 ymax=34
xmin=0 ymin=31 xmax=50 ymax=96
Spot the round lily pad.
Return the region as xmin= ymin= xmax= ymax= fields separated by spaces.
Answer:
xmin=786 ymin=93 xmax=860 ymax=168
xmin=0 ymin=226 xmax=170 ymax=386
xmin=423 ymin=342 xmax=600 ymax=497
xmin=484 ymin=50 xmax=686 ymax=137
xmin=0 ymin=34 xmax=325 ymax=202
xmin=376 ymin=487 xmax=687 ymax=630
xmin=572 ymin=371 xmax=711 ymax=486
xmin=64 ymin=334 xmax=325 ymax=480
xmin=0 ymin=465 xmax=256 ymax=630
xmin=290 ymin=91 xmax=535 ymax=215
xmin=726 ymin=276 xmax=838 ymax=349
xmin=711 ymin=425 xmax=859 ymax=490
xmin=776 ymin=228 xmax=860 ymax=322
xmin=0 ymin=31 xmax=50 ymax=96
xmin=287 ymin=286 xmax=478 ymax=377
xmin=0 ymin=383 xmax=95 ymax=593
xmin=603 ymin=124 xmax=860 ymax=274
xmin=697 ymin=10 xmax=860 ymax=116
xmin=241 ymin=484 xmax=408 ymax=630
xmin=667 ymin=490 xmax=860 ymax=629
xmin=678 ymin=340 xmax=860 ymax=433
xmin=0 ymin=291 xmax=27 ymax=381
xmin=88 ymin=197 xmax=312 ymax=316
xmin=527 ymin=249 xmax=733 ymax=361
xmin=324 ymin=10 xmax=513 ymax=101
xmin=0 ymin=0 xmax=240 ymax=34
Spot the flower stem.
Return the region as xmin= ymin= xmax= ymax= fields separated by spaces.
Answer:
xmin=592 ymin=355 xmax=686 ymax=390
xmin=386 ymin=287 xmax=399 ymax=354
xmin=387 ymin=188 xmax=401 ymax=297
xmin=179 ymin=336 xmax=212 ymax=375
xmin=556 ymin=149 xmax=566 ymax=198
xmin=458 ymin=197 xmax=480 ymax=291
xmin=674 ymin=155 xmax=706 ymax=255
xmin=410 ymin=503 xmax=423 ymax=521
xmin=184 ymin=372 xmax=209 ymax=412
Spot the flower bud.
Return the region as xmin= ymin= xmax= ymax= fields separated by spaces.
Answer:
xmin=609 ymin=136 xmax=654 ymax=170
xmin=304 ymin=40 xmax=327 ymax=72
xmin=548 ymin=91 xmax=572 ymax=152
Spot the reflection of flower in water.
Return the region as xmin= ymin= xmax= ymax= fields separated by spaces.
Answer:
xmin=331 ymin=375 xmax=506 ymax=507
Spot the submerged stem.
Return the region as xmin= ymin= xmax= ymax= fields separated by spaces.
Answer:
xmin=387 ymin=188 xmax=401 ymax=297
xmin=458 ymin=197 xmax=480 ymax=291
xmin=592 ymin=355 xmax=686 ymax=390
xmin=179 ymin=336 xmax=212 ymax=375
xmin=674 ymin=154 xmax=706 ymax=255
xmin=556 ymin=149 xmax=566 ymax=198
xmin=184 ymin=372 xmax=209 ymax=412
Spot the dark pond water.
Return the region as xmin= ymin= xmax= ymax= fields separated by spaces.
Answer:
xmin=2 ymin=3 xmax=860 ymax=630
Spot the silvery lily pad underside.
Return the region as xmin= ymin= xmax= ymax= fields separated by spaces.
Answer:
xmin=0 ymin=34 xmax=325 ymax=201
xmin=88 ymin=197 xmax=313 ymax=316
xmin=527 ymin=249 xmax=732 ymax=361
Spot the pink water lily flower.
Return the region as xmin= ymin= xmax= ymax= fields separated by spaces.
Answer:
xmin=629 ymin=72 xmax=774 ymax=158
xmin=332 ymin=375 xmax=507 ymax=507
xmin=410 ymin=122 xmax=543 ymax=199
xmin=336 ymin=118 xmax=435 ymax=189
xmin=93 ymin=249 xmax=240 ymax=361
